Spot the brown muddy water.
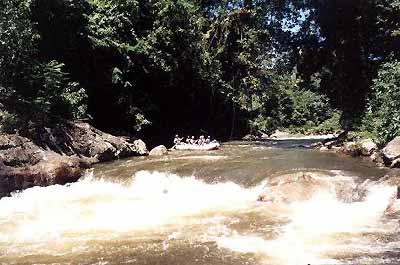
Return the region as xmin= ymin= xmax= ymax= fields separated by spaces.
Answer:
xmin=1 ymin=140 xmax=400 ymax=265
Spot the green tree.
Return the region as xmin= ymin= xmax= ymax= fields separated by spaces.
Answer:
xmin=0 ymin=0 xmax=87 ymax=125
xmin=361 ymin=60 xmax=400 ymax=143
xmin=295 ymin=0 xmax=400 ymax=124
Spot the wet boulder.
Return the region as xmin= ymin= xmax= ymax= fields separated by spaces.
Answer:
xmin=383 ymin=137 xmax=400 ymax=167
xmin=257 ymin=171 xmax=364 ymax=204
xmin=378 ymin=170 xmax=400 ymax=187
xmin=0 ymin=121 xmax=149 ymax=198
xmin=257 ymin=171 xmax=335 ymax=203
xmin=323 ymin=140 xmax=336 ymax=148
xmin=340 ymin=142 xmax=362 ymax=157
xmin=0 ymin=152 xmax=88 ymax=197
xmin=370 ymin=151 xmax=385 ymax=166
xmin=149 ymin=145 xmax=168 ymax=156
xmin=391 ymin=159 xmax=400 ymax=168
xmin=242 ymin=134 xmax=257 ymax=141
xmin=360 ymin=139 xmax=377 ymax=156
xmin=133 ymin=139 xmax=148 ymax=155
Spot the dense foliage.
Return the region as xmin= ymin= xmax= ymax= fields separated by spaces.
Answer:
xmin=0 ymin=0 xmax=87 ymax=124
xmin=357 ymin=60 xmax=400 ymax=144
xmin=1 ymin=0 xmax=399 ymax=142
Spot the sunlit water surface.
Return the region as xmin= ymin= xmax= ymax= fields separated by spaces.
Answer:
xmin=1 ymin=141 xmax=400 ymax=265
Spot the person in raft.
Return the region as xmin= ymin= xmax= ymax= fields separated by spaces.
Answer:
xmin=198 ymin=135 xmax=205 ymax=145
xmin=173 ymin=135 xmax=183 ymax=145
xmin=174 ymin=135 xmax=213 ymax=146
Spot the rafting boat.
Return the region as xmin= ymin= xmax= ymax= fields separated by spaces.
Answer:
xmin=174 ymin=142 xmax=220 ymax=151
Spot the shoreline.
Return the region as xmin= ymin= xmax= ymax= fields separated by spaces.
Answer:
xmin=2 ymin=126 xmax=399 ymax=199
xmin=0 ymin=122 xmax=149 ymax=198
xmin=241 ymin=130 xmax=400 ymax=170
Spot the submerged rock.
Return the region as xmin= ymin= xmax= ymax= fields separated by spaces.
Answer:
xmin=379 ymin=170 xmax=400 ymax=186
xmin=149 ymin=145 xmax=168 ymax=156
xmin=257 ymin=171 xmax=335 ymax=203
xmin=257 ymin=171 xmax=367 ymax=204
xmin=383 ymin=137 xmax=400 ymax=167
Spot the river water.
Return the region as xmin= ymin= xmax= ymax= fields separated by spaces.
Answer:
xmin=1 ymin=140 xmax=400 ymax=265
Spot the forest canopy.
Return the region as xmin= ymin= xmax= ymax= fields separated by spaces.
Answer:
xmin=1 ymin=0 xmax=399 ymax=142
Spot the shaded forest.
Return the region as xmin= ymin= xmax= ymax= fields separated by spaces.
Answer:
xmin=1 ymin=0 xmax=400 ymax=144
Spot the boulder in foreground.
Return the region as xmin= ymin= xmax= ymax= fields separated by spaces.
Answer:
xmin=360 ymin=138 xmax=377 ymax=156
xmin=383 ymin=137 xmax=400 ymax=167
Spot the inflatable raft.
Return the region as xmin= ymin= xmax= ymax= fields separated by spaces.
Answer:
xmin=174 ymin=142 xmax=220 ymax=151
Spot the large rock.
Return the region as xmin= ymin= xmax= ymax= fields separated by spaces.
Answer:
xmin=370 ymin=151 xmax=385 ymax=166
xmin=270 ymin=130 xmax=293 ymax=139
xmin=257 ymin=171 xmax=335 ymax=203
xmin=257 ymin=171 xmax=364 ymax=204
xmin=360 ymin=138 xmax=377 ymax=156
xmin=133 ymin=139 xmax=148 ymax=155
xmin=0 ymin=134 xmax=42 ymax=166
xmin=0 ymin=152 xmax=88 ymax=198
xmin=242 ymin=134 xmax=257 ymax=141
xmin=23 ymin=121 xmax=148 ymax=162
xmin=340 ymin=142 xmax=362 ymax=157
xmin=0 ymin=121 xmax=148 ymax=198
xmin=149 ymin=145 xmax=168 ymax=156
xmin=383 ymin=137 xmax=400 ymax=167
xmin=378 ymin=169 xmax=400 ymax=186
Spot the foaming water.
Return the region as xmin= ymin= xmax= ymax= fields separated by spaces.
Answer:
xmin=0 ymin=171 xmax=263 ymax=245
xmin=1 ymin=143 xmax=400 ymax=264
xmin=216 ymin=183 xmax=399 ymax=265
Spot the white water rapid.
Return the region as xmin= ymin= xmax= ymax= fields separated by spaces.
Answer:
xmin=1 ymin=144 xmax=400 ymax=265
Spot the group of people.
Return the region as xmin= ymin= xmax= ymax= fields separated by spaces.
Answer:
xmin=174 ymin=135 xmax=212 ymax=146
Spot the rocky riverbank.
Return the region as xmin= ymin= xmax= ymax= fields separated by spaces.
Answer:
xmin=0 ymin=122 xmax=148 ymax=198
xmin=243 ymin=130 xmax=400 ymax=169
xmin=314 ymin=132 xmax=400 ymax=169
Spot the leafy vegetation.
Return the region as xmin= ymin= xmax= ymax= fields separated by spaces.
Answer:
xmin=1 ymin=0 xmax=399 ymax=142
xmin=0 ymin=0 xmax=88 ymax=131
xmin=356 ymin=60 xmax=400 ymax=144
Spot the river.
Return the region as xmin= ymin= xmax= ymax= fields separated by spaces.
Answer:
xmin=1 ymin=140 xmax=399 ymax=265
